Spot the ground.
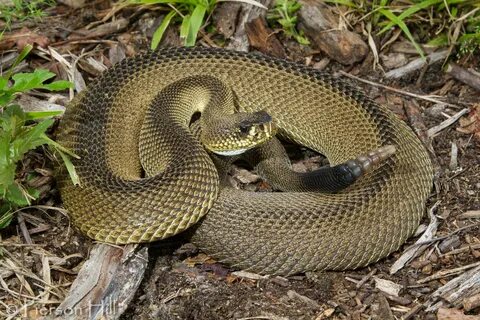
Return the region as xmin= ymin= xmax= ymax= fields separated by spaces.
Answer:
xmin=0 ymin=0 xmax=479 ymax=319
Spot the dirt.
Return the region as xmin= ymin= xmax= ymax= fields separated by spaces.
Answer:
xmin=0 ymin=1 xmax=479 ymax=319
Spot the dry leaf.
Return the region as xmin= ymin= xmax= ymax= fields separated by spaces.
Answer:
xmin=184 ymin=253 xmax=216 ymax=267
xmin=457 ymin=104 xmax=480 ymax=140
xmin=437 ymin=307 xmax=479 ymax=320
xmin=0 ymin=27 xmax=49 ymax=50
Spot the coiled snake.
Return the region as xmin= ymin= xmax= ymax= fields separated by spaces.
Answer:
xmin=57 ymin=47 xmax=433 ymax=275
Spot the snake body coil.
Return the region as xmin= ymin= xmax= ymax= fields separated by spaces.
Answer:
xmin=58 ymin=47 xmax=433 ymax=275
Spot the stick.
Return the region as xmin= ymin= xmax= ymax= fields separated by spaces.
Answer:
xmin=446 ymin=62 xmax=480 ymax=92
xmin=425 ymin=264 xmax=480 ymax=312
xmin=385 ymin=50 xmax=449 ymax=79
xmin=338 ymin=71 xmax=460 ymax=108
xmin=418 ymin=261 xmax=480 ymax=284
xmin=426 ymin=108 xmax=470 ymax=138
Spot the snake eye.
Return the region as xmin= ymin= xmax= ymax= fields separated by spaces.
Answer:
xmin=239 ymin=124 xmax=250 ymax=134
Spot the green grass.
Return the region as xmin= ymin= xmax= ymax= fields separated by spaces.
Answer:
xmin=324 ymin=0 xmax=480 ymax=58
xmin=126 ymin=0 xmax=267 ymax=49
xmin=0 ymin=0 xmax=55 ymax=31
xmin=267 ymin=0 xmax=310 ymax=45
xmin=0 ymin=45 xmax=77 ymax=229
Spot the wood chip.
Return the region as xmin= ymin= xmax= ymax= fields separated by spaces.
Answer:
xmin=463 ymin=292 xmax=480 ymax=312
xmin=373 ymin=277 xmax=402 ymax=297
xmin=231 ymin=270 xmax=268 ymax=280
xmin=449 ymin=141 xmax=459 ymax=171
xmin=227 ymin=0 xmax=271 ymax=52
xmin=55 ymin=244 xmax=148 ymax=319
xmin=390 ymin=201 xmax=440 ymax=274
xmin=376 ymin=293 xmax=394 ymax=320
xmin=457 ymin=210 xmax=480 ymax=219
xmin=298 ymin=0 xmax=368 ymax=65
xmin=287 ymin=290 xmax=320 ymax=309
xmin=245 ymin=16 xmax=286 ymax=58
xmin=426 ymin=264 xmax=480 ymax=311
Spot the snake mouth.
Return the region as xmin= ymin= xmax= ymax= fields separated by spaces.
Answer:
xmin=203 ymin=110 xmax=277 ymax=155
xmin=212 ymin=148 xmax=250 ymax=156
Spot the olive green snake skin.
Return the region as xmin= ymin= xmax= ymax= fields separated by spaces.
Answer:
xmin=57 ymin=47 xmax=433 ymax=275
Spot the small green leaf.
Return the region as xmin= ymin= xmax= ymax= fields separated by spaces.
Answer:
xmin=0 ymin=203 xmax=13 ymax=229
xmin=11 ymin=69 xmax=55 ymax=92
xmin=5 ymin=183 xmax=30 ymax=206
xmin=0 ymin=76 xmax=8 ymax=91
xmin=427 ymin=34 xmax=449 ymax=47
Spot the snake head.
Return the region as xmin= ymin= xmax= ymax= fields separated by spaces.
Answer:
xmin=202 ymin=110 xmax=277 ymax=156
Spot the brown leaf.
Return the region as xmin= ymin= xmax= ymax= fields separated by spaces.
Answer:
xmin=0 ymin=27 xmax=50 ymax=50
xmin=184 ymin=253 xmax=216 ymax=267
xmin=437 ymin=308 xmax=479 ymax=320
xmin=246 ymin=17 xmax=286 ymax=59
xmin=457 ymin=104 xmax=480 ymax=140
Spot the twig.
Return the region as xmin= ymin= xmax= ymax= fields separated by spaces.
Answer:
xmin=403 ymin=221 xmax=480 ymax=249
xmin=446 ymin=62 xmax=480 ymax=92
xmin=441 ymin=243 xmax=480 ymax=257
xmin=356 ymin=268 xmax=377 ymax=289
xmin=401 ymin=304 xmax=424 ymax=320
xmin=390 ymin=201 xmax=440 ymax=274
xmin=426 ymin=108 xmax=470 ymax=138
xmin=0 ymin=242 xmax=46 ymax=247
xmin=17 ymin=213 xmax=33 ymax=245
xmin=418 ymin=261 xmax=480 ymax=284
xmin=425 ymin=264 xmax=480 ymax=311
xmin=338 ymin=71 xmax=460 ymax=108
xmin=385 ymin=50 xmax=449 ymax=79
xmin=457 ymin=210 xmax=480 ymax=219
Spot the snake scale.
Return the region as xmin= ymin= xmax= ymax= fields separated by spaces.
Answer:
xmin=57 ymin=47 xmax=433 ymax=275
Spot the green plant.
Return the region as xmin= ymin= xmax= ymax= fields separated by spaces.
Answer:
xmin=267 ymin=0 xmax=310 ymax=45
xmin=0 ymin=0 xmax=55 ymax=31
xmin=0 ymin=45 xmax=77 ymax=228
xmin=324 ymin=0 xmax=480 ymax=58
xmin=126 ymin=0 xmax=266 ymax=49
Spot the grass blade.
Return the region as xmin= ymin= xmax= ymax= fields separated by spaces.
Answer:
xmin=378 ymin=8 xmax=425 ymax=58
xmin=378 ymin=0 xmax=443 ymax=35
xmin=186 ymin=5 xmax=206 ymax=46
xmin=25 ymin=110 xmax=64 ymax=120
xmin=5 ymin=44 xmax=32 ymax=79
xmin=180 ymin=14 xmax=191 ymax=42
xmin=56 ymin=149 xmax=80 ymax=186
xmin=151 ymin=10 xmax=177 ymax=50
